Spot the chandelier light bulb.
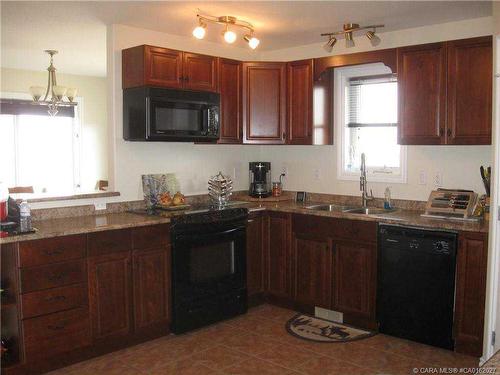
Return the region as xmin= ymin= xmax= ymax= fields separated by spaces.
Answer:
xmin=223 ymin=28 xmax=237 ymax=44
xmin=244 ymin=34 xmax=260 ymax=49
xmin=192 ymin=23 xmax=206 ymax=39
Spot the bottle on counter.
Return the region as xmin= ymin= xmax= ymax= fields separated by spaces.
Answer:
xmin=384 ymin=187 xmax=392 ymax=210
xmin=19 ymin=200 xmax=32 ymax=232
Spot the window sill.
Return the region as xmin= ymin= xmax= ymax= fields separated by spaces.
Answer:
xmin=10 ymin=191 xmax=120 ymax=203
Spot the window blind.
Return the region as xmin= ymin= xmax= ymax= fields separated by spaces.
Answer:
xmin=0 ymin=99 xmax=75 ymax=118
xmin=347 ymin=73 xmax=397 ymax=128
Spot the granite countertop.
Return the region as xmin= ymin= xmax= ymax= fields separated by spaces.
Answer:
xmin=0 ymin=201 xmax=489 ymax=245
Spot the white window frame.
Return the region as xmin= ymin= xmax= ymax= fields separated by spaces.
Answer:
xmin=334 ymin=64 xmax=407 ymax=184
xmin=1 ymin=91 xmax=83 ymax=193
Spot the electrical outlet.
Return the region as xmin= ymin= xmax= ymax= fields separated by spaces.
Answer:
xmin=434 ymin=172 xmax=443 ymax=187
xmin=94 ymin=202 xmax=106 ymax=211
xmin=419 ymin=170 xmax=427 ymax=185
xmin=314 ymin=168 xmax=321 ymax=180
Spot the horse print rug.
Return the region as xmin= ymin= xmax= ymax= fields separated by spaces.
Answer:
xmin=286 ymin=313 xmax=376 ymax=343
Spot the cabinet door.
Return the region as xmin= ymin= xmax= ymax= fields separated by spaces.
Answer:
xmin=447 ymin=36 xmax=492 ymax=145
xmin=219 ymin=58 xmax=242 ymax=143
xmin=397 ymin=43 xmax=446 ymax=145
xmin=88 ymin=252 xmax=132 ymax=340
xmin=287 ymin=59 xmax=313 ymax=145
xmin=267 ymin=212 xmax=290 ymax=298
xmin=292 ymin=233 xmax=332 ymax=309
xmin=246 ymin=214 xmax=265 ymax=298
xmin=133 ymin=247 xmax=171 ymax=331
xmin=144 ymin=46 xmax=183 ymax=89
xmin=242 ymin=62 xmax=287 ymax=144
xmin=332 ymin=240 xmax=376 ymax=322
xmin=183 ymin=52 xmax=218 ymax=92
xmin=454 ymin=231 xmax=488 ymax=357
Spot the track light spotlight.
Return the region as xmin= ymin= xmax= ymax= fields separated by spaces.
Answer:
xmin=323 ymin=36 xmax=337 ymax=53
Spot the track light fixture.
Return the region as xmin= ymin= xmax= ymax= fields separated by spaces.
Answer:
xmin=321 ymin=23 xmax=384 ymax=52
xmin=193 ymin=11 xmax=260 ymax=49
xmin=323 ymin=36 xmax=337 ymax=52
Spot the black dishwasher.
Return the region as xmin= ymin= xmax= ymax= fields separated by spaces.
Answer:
xmin=377 ymin=224 xmax=457 ymax=350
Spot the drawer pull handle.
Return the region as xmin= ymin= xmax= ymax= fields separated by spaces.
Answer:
xmin=48 ymin=273 xmax=65 ymax=282
xmin=47 ymin=324 xmax=65 ymax=331
xmin=44 ymin=249 xmax=63 ymax=256
xmin=46 ymin=295 xmax=67 ymax=302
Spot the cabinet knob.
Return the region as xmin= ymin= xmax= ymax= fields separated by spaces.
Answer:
xmin=184 ymin=76 xmax=189 ymax=82
xmin=439 ymin=128 xmax=444 ymax=136
xmin=447 ymin=129 xmax=452 ymax=137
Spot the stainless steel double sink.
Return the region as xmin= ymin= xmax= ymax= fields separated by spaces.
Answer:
xmin=304 ymin=204 xmax=397 ymax=216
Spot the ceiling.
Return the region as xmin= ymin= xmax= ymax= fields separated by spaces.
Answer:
xmin=1 ymin=1 xmax=492 ymax=77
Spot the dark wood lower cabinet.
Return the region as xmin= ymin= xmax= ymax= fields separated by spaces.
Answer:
xmin=88 ymin=251 xmax=132 ymax=340
xmin=454 ymin=231 xmax=488 ymax=357
xmin=246 ymin=213 xmax=265 ymax=302
xmin=132 ymin=247 xmax=171 ymax=330
xmin=292 ymin=233 xmax=332 ymax=309
xmin=332 ymin=240 xmax=376 ymax=327
xmin=266 ymin=212 xmax=291 ymax=299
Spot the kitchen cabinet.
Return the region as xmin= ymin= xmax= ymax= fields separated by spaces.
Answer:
xmin=287 ymin=59 xmax=313 ymax=145
xmin=398 ymin=36 xmax=492 ymax=145
xmin=454 ymin=231 xmax=488 ymax=357
xmin=447 ymin=36 xmax=492 ymax=145
xmin=332 ymin=240 xmax=376 ymax=325
xmin=122 ymin=45 xmax=218 ymax=92
xmin=246 ymin=213 xmax=265 ymax=302
xmin=242 ymin=62 xmax=287 ymax=144
xmin=266 ymin=212 xmax=291 ymax=298
xmin=88 ymin=251 xmax=132 ymax=340
xmin=218 ymin=58 xmax=242 ymax=144
xmin=397 ymin=42 xmax=446 ymax=145
xmin=132 ymin=247 xmax=171 ymax=331
xmin=291 ymin=233 xmax=332 ymax=309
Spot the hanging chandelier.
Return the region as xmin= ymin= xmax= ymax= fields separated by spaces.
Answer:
xmin=192 ymin=11 xmax=260 ymax=49
xmin=29 ymin=50 xmax=77 ymax=116
xmin=321 ymin=23 xmax=384 ymax=52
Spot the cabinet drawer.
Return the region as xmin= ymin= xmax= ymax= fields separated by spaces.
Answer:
xmin=21 ymin=284 xmax=88 ymax=319
xmin=20 ymin=260 xmax=86 ymax=293
xmin=23 ymin=307 xmax=91 ymax=361
xmin=132 ymin=224 xmax=170 ymax=250
xmin=334 ymin=219 xmax=377 ymax=243
xmin=19 ymin=235 xmax=86 ymax=268
xmin=88 ymin=228 xmax=132 ymax=256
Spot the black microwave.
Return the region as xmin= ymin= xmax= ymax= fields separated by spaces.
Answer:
xmin=123 ymin=87 xmax=220 ymax=142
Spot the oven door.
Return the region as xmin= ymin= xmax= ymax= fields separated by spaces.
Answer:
xmin=148 ymin=98 xmax=210 ymax=140
xmin=172 ymin=225 xmax=246 ymax=302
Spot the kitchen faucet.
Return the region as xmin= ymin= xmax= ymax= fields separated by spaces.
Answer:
xmin=360 ymin=153 xmax=374 ymax=207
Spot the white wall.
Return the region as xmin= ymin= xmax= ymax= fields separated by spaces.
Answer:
xmin=0 ymin=68 xmax=108 ymax=192
xmin=260 ymin=17 xmax=494 ymax=201
xmin=107 ymin=25 xmax=262 ymax=201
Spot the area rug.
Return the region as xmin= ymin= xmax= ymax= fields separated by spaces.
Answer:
xmin=286 ymin=313 xmax=376 ymax=343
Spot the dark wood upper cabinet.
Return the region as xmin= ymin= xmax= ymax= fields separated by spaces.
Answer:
xmin=266 ymin=212 xmax=291 ymax=298
xmin=133 ymin=247 xmax=171 ymax=331
xmin=122 ymin=45 xmax=217 ymax=92
xmin=287 ymin=59 xmax=313 ymax=145
xmin=397 ymin=42 xmax=447 ymax=145
xmin=88 ymin=251 xmax=132 ymax=340
xmin=454 ymin=231 xmax=488 ymax=357
xmin=218 ymin=58 xmax=242 ymax=144
xmin=183 ymin=52 xmax=218 ymax=92
xmin=242 ymin=62 xmax=287 ymax=144
xmin=447 ymin=36 xmax=492 ymax=145
xmin=291 ymin=233 xmax=332 ymax=309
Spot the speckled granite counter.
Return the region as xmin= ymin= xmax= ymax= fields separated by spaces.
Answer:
xmin=0 ymin=200 xmax=488 ymax=245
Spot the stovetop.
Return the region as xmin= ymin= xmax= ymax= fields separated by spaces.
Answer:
xmin=129 ymin=200 xmax=251 ymax=217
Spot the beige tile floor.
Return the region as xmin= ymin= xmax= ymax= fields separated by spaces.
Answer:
xmin=47 ymin=304 xmax=488 ymax=375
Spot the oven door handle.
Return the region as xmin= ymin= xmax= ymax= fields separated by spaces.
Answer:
xmin=174 ymin=226 xmax=246 ymax=241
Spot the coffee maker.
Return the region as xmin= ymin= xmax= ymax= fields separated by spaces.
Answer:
xmin=249 ymin=162 xmax=271 ymax=198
